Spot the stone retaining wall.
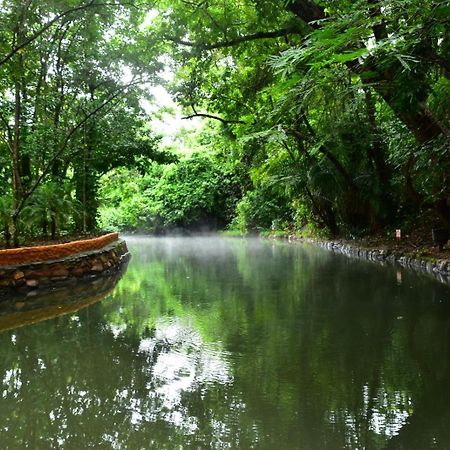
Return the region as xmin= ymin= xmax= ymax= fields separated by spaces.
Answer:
xmin=0 ymin=238 xmax=130 ymax=291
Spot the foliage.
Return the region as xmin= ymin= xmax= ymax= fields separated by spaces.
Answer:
xmin=22 ymin=182 xmax=80 ymax=239
xmin=99 ymin=154 xmax=240 ymax=233
xmin=0 ymin=0 xmax=449 ymax=243
xmin=143 ymin=0 xmax=450 ymax=235
xmin=230 ymin=186 xmax=293 ymax=234
xmin=0 ymin=0 xmax=163 ymax=245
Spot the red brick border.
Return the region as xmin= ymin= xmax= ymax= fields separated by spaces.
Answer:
xmin=0 ymin=233 xmax=119 ymax=266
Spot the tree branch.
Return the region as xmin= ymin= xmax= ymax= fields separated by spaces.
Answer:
xmin=182 ymin=113 xmax=246 ymax=124
xmin=169 ymin=29 xmax=297 ymax=51
xmin=285 ymin=0 xmax=325 ymax=28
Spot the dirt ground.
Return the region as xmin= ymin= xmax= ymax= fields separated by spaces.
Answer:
xmin=347 ymin=224 xmax=450 ymax=260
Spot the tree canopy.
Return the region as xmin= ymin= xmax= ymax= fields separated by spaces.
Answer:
xmin=0 ymin=0 xmax=449 ymax=245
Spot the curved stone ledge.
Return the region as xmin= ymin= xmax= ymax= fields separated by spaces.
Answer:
xmin=0 ymin=232 xmax=119 ymax=266
xmin=0 ymin=237 xmax=130 ymax=291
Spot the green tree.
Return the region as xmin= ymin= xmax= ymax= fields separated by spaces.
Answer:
xmin=147 ymin=0 xmax=449 ymax=233
xmin=0 ymin=0 xmax=163 ymax=245
xmin=99 ymin=154 xmax=240 ymax=233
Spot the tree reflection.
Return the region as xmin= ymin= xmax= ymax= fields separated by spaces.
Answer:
xmin=1 ymin=237 xmax=450 ymax=449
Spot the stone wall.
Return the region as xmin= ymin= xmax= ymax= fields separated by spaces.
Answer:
xmin=0 ymin=238 xmax=130 ymax=291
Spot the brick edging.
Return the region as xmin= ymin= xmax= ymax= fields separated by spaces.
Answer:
xmin=0 ymin=233 xmax=119 ymax=266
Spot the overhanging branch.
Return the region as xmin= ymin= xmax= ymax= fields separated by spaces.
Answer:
xmin=169 ymin=29 xmax=296 ymax=50
xmin=182 ymin=113 xmax=246 ymax=124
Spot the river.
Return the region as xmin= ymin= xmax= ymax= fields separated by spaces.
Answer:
xmin=1 ymin=236 xmax=450 ymax=449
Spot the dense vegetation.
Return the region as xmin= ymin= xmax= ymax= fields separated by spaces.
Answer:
xmin=0 ymin=0 xmax=449 ymax=246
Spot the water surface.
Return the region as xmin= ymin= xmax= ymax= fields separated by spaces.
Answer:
xmin=1 ymin=236 xmax=450 ymax=449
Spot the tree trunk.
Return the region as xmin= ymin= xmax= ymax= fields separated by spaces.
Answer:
xmin=301 ymin=117 xmax=358 ymax=191
xmin=362 ymin=63 xmax=444 ymax=143
xmin=42 ymin=216 xmax=48 ymax=236
xmin=11 ymin=81 xmax=22 ymax=248
xmin=364 ymin=88 xmax=391 ymax=187
xmin=74 ymin=128 xmax=98 ymax=234
xmin=285 ymin=0 xmax=325 ymax=28
xmin=434 ymin=198 xmax=450 ymax=228
xmin=11 ymin=214 xmax=20 ymax=248
xmin=50 ymin=212 xmax=56 ymax=240
xmin=4 ymin=224 xmax=11 ymax=248
xmin=20 ymin=153 xmax=32 ymax=182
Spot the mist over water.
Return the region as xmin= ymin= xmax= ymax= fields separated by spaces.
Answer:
xmin=1 ymin=236 xmax=450 ymax=449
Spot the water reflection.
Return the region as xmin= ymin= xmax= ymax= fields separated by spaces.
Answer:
xmin=0 ymin=266 xmax=128 ymax=333
xmin=128 ymin=317 xmax=233 ymax=435
xmin=0 ymin=236 xmax=450 ymax=449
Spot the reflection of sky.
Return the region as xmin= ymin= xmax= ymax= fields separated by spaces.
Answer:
xmin=1 ymin=311 xmax=416 ymax=448
xmin=365 ymin=385 xmax=411 ymax=437
xmin=3 ymin=367 xmax=22 ymax=397
xmin=110 ymin=317 xmax=233 ymax=433
xmin=328 ymin=384 xmax=411 ymax=447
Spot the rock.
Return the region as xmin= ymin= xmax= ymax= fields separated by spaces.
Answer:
xmin=25 ymin=269 xmax=52 ymax=278
xmin=91 ymin=263 xmax=104 ymax=272
xmin=13 ymin=271 xmax=25 ymax=280
xmin=13 ymin=278 xmax=26 ymax=287
xmin=26 ymin=279 xmax=39 ymax=288
xmin=438 ymin=260 xmax=449 ymax=273
xmin=50 ymin=276 xmax=68 ymax=282
xmin=71 ymin=267 xmax=85 ymax=278
xmin=50 ymin=268 xmax=69 ymax=278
